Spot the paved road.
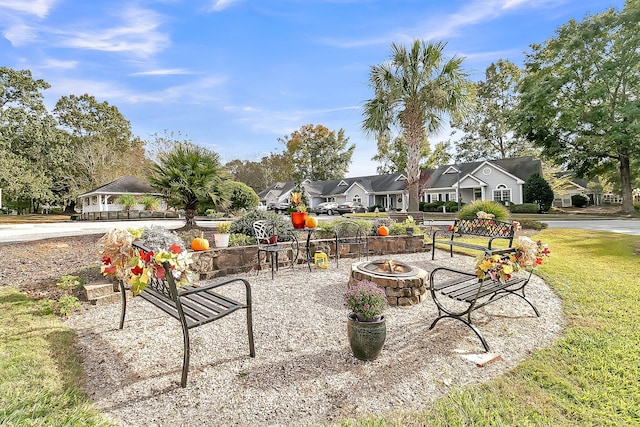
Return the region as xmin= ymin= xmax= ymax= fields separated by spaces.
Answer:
xmin=0 ymin=217 xmax=638 ymax=243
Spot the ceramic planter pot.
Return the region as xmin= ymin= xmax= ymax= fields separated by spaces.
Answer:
xmin=291 ymin=212 xmax=308 ymax=229
xmin=213 ymin=233 xmax=230 ymax=248
xmin=346 ymin=313 xmax=386 ymax=361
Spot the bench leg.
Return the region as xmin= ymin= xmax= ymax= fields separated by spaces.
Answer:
xmin=118 ymin=280 xmax=127 ymax=330
xmin=180 ymin=323 xmax=190 ymax=388
xmin=429 ymin=314 xmax=491 ymax=352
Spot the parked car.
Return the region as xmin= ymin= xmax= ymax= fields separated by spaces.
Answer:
xmin=267 ymin=201 xmax=290 ymax=213
xmin=312 ymin=202 xmax=339 ymax=215
xmin=336 ymin=201 xmax=367 ymax=215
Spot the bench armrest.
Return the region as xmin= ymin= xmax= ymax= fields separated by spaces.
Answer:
xmin=179 ymin=277 xmax=252 ymax=298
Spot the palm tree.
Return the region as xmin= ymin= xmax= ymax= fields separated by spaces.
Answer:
xmin=363 ymin=40 xmax=472 ymax=211
xmin=147 ymin=142 xmax=230 ymax=227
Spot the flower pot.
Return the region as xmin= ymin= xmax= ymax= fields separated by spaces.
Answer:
xmin=213 ymin=233 xmax=230 ymax=248
xmin=406 ymin=226 xmax=414 ymax=236
xmin=291 ymin=212 xmax=308 ymax=229
xmin=346 ymin=313 xmax=386 ymax=361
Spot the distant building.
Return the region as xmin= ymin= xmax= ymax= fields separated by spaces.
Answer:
xmin=77 ymin=175 xmax=166 ymax=215
xmin=258 ymin=156 xmax=543 ymax=211
xmin=552 ymin=172 xmax=601 ymax=207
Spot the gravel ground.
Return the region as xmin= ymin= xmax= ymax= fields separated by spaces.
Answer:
xmin=53 ymin=242 xmax=565 ymax=427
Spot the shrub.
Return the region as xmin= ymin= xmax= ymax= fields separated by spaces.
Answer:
xmin=140 ymin=195 xmax=160 ymax=211
xmin=117 ymin=194 xmax=137 ymax=210
xmin=444 ymin=201 xmax=459 ymax=212
xmin=226 ymin=181 xmax=260 ymax=212
xmin=458 ymin=200 xmax=510 ymax=221
xmin=205 ymin=209 xmax=225 ymax=218
xmin=571 ymin=194 xmax=589 ymax=208
xmin=420 ymin=201 xmax=445 ymax=212
xmin=517 ymin=219 xmax=548 ymax=230
xmin=509 ymin=203 xmax=540 ymax=214
xmin=388 ymin=222 xmax=405 ymax=235
xmin=138 ymin=225 xmax=185 ymax=251
xmin=229 ymin=233 xmax=255 ymax=247
xmin=634 ymin=202 xmax=640 ymax=212
xmin=524 ymin=172 xmax=554 ymax=212
xmin=230 ymin=210 xmax=293 ymax=238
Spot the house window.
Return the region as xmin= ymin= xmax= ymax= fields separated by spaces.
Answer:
xmin=448 ymin=192 xmax=456 ymax=202
xmin=493 ymin=184 xmax=511 ymax=203
xmin=353 ymin=194 xmax=361 ymax=203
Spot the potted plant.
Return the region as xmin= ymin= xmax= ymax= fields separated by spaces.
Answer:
xmin=213 ymin=221 xmax=231 ymax=248
xmin=344 ymin=280 xmax=388 ymax=361
xmin=289 ymin=191 xmax=308 ymax=229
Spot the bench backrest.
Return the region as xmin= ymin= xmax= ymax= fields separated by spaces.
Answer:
xmin=454 ymin=218 xmax=514 ymax=238
xmin=388 ymin=211 xmax=425 ymax=223
xmin=132 ymin=242 xmax=180 ymax=302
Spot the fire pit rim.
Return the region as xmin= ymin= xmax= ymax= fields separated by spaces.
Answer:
xmin=357 ymin=259 xmax=417 ymax=278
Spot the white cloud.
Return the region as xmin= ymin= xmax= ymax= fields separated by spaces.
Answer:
xmin=0 ymin=0 xmax=59 ymax=18
xmin=131 ymin=69 xmax=194 ymax=76
xmin=209 ymin=0 xmax=243 ymax=12
xmin=55 ymin=6 xmax=169 ymax=57
xmin=2 ymin=23 xmax=37 ymax=45
xmin=40 ymin=58 xmax=78 ymax=69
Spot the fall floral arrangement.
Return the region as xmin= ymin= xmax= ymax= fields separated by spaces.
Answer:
xmin=475 ymin=236 xmax=550 ymax=283
xmin=98 ymin=227 xmax=196 ymax=295
xmin=344 ymin=280 xmax=387 ymax=322
xmin=290 ymin=191 xmax=307 ymax=212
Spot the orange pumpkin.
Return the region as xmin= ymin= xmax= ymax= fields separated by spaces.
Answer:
xmin=191 ymin=236 xmax=210 ymax=251
xmin=305 ymin=216 xmax=319 ymax=229
xmin=377 ymin=225 xmax=389 ymax=236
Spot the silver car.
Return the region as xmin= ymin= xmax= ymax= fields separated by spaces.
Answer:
xmin=313 ymin=202 xmax=339 ymax=215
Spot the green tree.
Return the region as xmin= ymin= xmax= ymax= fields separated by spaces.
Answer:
xmin=147 ymin=142 xmax=231 ymax=226
xmin=524 ymin=173 xmax=554 ymax=212
xmin=0 ymin=67 xmax=61 ymax=211
xmin=280 ymin=124 xmax=355 ymax=182
xmin=54 ymin=94 xmax=144 ymax=203
xmin=373 ymin=135 xmax=451 ymax=173
xmin=226 ymin=181 xmax=259 ymax=212
xmin=514 ymin=2 xmax=640 ymax=213
xmin=225 ymin=159 xmax=268 ymax=192
xmin=363 ymin=40 xmax=472 ymax=211
xmin=452 ymin=59 xmax=537 ymax=162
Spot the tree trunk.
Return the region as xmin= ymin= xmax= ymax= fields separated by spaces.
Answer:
xmin=184 ymin=208 xmax=197 ymax=226
xmin=618 ymin=150 xmax=633 ymax=214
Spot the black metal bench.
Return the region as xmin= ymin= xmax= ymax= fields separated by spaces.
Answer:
xmin=428 ymin=265 xmax=539 ymax=351
xmin=431 ymin=217 xmax=515 ymax=260
xmin=118 ymin=243 xmax=255 ymax=387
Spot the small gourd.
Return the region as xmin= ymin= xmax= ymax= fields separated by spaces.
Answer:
xmin=305 ymin=216 xmax=319 ymax=229
xmin=377 ymin=225 xmax=389 ymax=236
xmin=191 ymin=233 xmax=210 ymax=251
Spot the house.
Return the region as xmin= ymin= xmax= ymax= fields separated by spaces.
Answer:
xmin=421 ymin=157 xmax=542 ymax=206
xmin=258 ymin=172 xmax=410 ymax=211
xmin=77 ymin=175 xmax=166 ymax=215
xmin=552 ymin=172 xmax=602 ymax=207
xmin=258 ymin=157 xmax=543 ymax=211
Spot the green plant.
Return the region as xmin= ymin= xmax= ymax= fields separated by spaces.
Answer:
xmin=509 ymin=203 xmax=540 ymax=213
xmin=290 ymin=191 xmax=307 ymax=212
xmin=344 ymin=280 xmax=387 ymax=322
xmin=53 ymin=295 xmax=81 ymax=317
xmin=55 ymin=275 xmax=82 ymax=291
xmin=117 ymin=194 xmax=137 ymax=211
xmin=458 ymin=200 xmax=510 ymax=221
xmin=216 ymin=221 xmax=231 ymax=233
xmin=229 ymin=233 xmax=255 ymax=247
xmin=571 ymin=194 xmax=589 ymax=207
xmin=517 ymin=218 xmax=548 ymax=230
xmin=230 ymin=210 xmax=292 ymax=237
xmin=205 ymin=209 xmax=225 ymax=218
xmin=524 ymin=172 xmax=555 ymax=212
xmin=388 ymin=222 xmax=405 ymax=235
xmin=140 ymin=195 xmax=160 ymax=211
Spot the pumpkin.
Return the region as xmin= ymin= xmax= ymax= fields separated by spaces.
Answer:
xmin=191 ymin=236 xmax=210 ymax=251
xmin=305 ymin=216 xmax=319 ymax=229
xmin=377 ymin=225 xmax=389 ymax=236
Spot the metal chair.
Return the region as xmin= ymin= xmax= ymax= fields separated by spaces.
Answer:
xmin=253 ymin=220 xmax=299 ymax=279
xmin=334 ymin=219 xmax=369 ymax=267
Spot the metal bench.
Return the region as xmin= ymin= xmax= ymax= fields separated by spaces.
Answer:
xmin=429 ymin=264 xmax=539 ymax=351
xmin=388 ymin=211 xmax=425 ymax=224
xmin=334 ymin=219 xmax=369 ymax=267
xmin=118 ymin=242 xmax=255 ymax=387
xmin=431 ymin=217 xmax=515 ymax=260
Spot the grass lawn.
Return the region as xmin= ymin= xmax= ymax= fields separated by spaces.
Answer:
xmin=1 ymin=228 xmax=638 ymax=426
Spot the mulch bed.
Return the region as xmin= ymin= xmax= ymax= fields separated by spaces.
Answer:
xmin=0 ymin=234 xmax=104 ymax=301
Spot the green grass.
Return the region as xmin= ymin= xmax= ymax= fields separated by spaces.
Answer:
xmin=0 ymin=287 xmax=110 ymax=426
xmin=341 ymin=229 xmax=640 ymax=426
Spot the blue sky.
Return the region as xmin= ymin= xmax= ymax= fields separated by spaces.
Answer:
xmin=1 ymin=0 xmax=626 ymax=178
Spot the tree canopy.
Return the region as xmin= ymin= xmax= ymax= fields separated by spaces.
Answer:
xmin=452 ymin=59 xmax=537 ymax=162
xmin=363 ymin=40 xmax=472 ymax=211
xmin=514 ymin=1 xmax=640 ymax=213
xmin=147 ymin=142 xmax=231 ymax=226
xmin=280 ymin=124 xmax=355 ymax=182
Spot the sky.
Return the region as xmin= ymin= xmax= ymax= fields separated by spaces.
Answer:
xmin=0 ymin=0 xmax=627 ymax=178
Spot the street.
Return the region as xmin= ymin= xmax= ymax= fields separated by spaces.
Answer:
xmin=0 ymin=217 xmax=638 ymax=243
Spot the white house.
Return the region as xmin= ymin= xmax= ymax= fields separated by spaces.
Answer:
xmin=77 ymin=175 xmax=166 ymax=215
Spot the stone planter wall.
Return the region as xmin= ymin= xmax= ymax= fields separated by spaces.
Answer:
xmin=190 ymin=235 xmax=430 ymax=279
xmin=80 ymin=210 xmax=180 ymax=221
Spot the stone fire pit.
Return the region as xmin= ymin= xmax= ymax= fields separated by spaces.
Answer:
xmin=349 ymin=260 xmax=428 ymax=306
